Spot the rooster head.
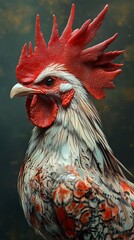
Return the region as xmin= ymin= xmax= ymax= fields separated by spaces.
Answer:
xmin=10 ymin=4 xmax=123 ymax=128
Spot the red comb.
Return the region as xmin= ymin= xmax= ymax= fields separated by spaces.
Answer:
xmin=16 ymin=4 xmax=123 ymax=99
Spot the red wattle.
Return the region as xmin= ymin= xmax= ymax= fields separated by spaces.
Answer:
xmin=26 ymin=94 xmax=58 ymax=128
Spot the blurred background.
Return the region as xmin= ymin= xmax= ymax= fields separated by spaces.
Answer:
xmin=0 ymin=0 xmax=133 ymax=239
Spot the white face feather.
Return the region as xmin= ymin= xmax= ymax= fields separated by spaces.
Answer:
xmin=34 ymin=63 xmax=84 ymax=95
xmin=34 ymin=64 xmax=66 ymax=83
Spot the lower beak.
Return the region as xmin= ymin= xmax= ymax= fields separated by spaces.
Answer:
xmin=10 ymin=83 xmax=41 ymax=99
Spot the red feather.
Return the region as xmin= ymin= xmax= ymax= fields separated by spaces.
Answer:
xmin=16 ymin=4 xmax=123 ymax=99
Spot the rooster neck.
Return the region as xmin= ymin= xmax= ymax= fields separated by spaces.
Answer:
xmin=26 ymin=90 xmax=124 ymax=178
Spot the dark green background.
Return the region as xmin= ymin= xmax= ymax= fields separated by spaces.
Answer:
xmin=0 ymin=0 xmax=133 ymax=239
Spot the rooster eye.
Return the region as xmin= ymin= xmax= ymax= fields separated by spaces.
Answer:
xmin=44 ymin=77 xmax=54 ymax=87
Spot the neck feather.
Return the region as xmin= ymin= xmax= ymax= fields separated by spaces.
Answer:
xmin=27 ymin=87 xmax=124 ymax=178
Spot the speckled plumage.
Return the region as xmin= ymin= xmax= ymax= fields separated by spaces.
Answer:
xmin=11 ymin=4 xmax=134 ymax=240
xmin=18 ymin=78 xmax=134 ymax=239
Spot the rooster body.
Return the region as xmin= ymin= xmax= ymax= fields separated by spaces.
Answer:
xmin=18 ymin=83 xmax=134 ymax=239
xmin=11 ymin=4 xmax=134 ymax=240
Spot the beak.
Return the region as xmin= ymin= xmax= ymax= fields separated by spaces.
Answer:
xmin=10 ymin=83 xmax=41 ymax=99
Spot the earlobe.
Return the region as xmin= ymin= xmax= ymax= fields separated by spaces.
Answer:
xmin=60 ymin=83 xmax=73 ymax=93
xmin=61 ymin=89 xmax=75 ymax=107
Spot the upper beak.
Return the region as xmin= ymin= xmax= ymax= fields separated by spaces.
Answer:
xmin=10 ymin=83 xmax=41 ymax=99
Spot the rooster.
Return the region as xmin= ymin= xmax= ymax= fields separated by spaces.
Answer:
xmin=10 ymin=4 xmax=134 ymax=240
